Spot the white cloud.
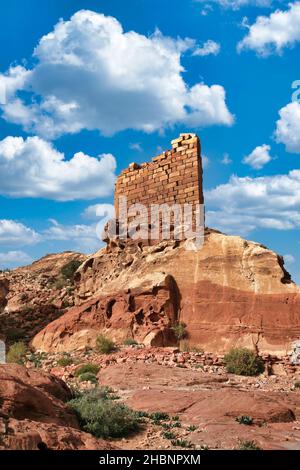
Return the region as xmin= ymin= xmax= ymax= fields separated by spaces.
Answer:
xmin=196 ymin=0 xmax=273 ymax=10
xmin=129 ymin=143 xmax=143 ymax=152
xmin=0 ymin=220 xmax=40 ymax=246
xmin=193 ymin=40 xmax=221 ymax=56
xmin=243 ymin=144 xmax=272 ymax=169
xmin=0 ymin=10 xmax=233 ymax=138
xmin=206 ymin=169 xmax=300 ymax=235
xmin=0 ymin=135 xmax=117 ymax=200
xmin=202 ymin=155 xmax=210 ymax=168
xmin=83 ymin=204 xmax=115 ymax=220
xmin=0 ymin=250 xmax=32 ymax=269
xmin=221 ymin=153 xmax=232 ymax=165
xmin=275 ymin=101 xmax=300 ymax=153
xmin=43 ymin=219 xmax=102 ymax=253
xmin=284 ymin=253 xmax=295 ymax=265
xmin=238 ymin=2 xmax=300 ymax=55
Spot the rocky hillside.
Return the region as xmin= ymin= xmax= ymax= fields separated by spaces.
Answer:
xmin=31 ymin=228 xmax=300 ymax=356
xmin=0 ymin=252 xmax=86 ymax=344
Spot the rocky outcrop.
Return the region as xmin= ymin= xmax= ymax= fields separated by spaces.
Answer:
xmin=0 ymin=252 xmax=86 ymax=343
xmin=0 ymin=364 xmax=114 ymax=450
xmin=0 ymin=279 xmax=9 ymax=313
xmin=32 ymin=229 xmax=300 ymax=356
xmin=32 ymin=273 xmax=179 ymax=352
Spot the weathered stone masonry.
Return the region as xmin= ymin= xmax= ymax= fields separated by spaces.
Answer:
xmin=114 ymin=133 xmax=204 ymax=216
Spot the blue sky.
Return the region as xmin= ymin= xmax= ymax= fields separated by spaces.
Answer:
xmin=0 ymin=0 xmax=300 ymax=280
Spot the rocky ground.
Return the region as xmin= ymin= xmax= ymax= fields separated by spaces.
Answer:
xmin=16 ymin=345 xmax=300 ymax=451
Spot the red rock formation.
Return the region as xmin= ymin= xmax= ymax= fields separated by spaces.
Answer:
xmin=0 ymin=252 xmax=86 ymax=343
xmin=0 ymin=278 xmax=8 ymax=313
xmin=32 ymin=230 xmax=300 ymax=356
xmin=32 ymin=273 xmax=179 ymax=352
xmin=0 ymin=364 xmax=115 ymax=450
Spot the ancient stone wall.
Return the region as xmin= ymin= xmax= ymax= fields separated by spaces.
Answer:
xmin=114 ymin=133 xmax=203 ymax=215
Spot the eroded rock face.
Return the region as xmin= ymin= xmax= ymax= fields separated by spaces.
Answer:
xmin=32 ymin=273 xmax=179 ymax=352
xmin=0 ymin=252 xmax=86 ymax=343
xmin=33 ymin=229 xmax=300 ymax=355
xmin=0 ymin=364 xmax=76 ymax=427
xmin=0 ymin=364 xmax=115 ymax=450
xmin=0 ymin=279 xmax=9 ymax=313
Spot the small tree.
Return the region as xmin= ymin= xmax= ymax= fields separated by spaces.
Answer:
xmin=224 ymin=348 xmax=264 ymax=376
xmin=60 ymin=260 xmax=82 ymax=281
xmin=172 ymin=322 xmax=187 ymax=340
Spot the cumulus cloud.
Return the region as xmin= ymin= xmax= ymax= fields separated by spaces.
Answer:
xmin=0 ymin=10 xmax=233 ymax=138
xmin=0 ymin=135 xmax=116 ymax=200
xmin=206 ymin=169 xmax=300 ymax=235
xmin=238 ymin=2 xmax=300 ymax=55
xmin=193 ymin=40 xmax=221 ymax=56
xmin=243 ymin=144 xmax=272 ymax=169
xmin=43 ymin=219 xmax=102 ymax=253
xmin=0 ymin=220 xmax=40 ymax=246
xmin=275 ymin=101 xmax=300 ymax=153
xmin=0 ymin=250 xmax=32 ymax=269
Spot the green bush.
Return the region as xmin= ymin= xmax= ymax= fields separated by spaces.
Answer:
xmin=6 ymin=341 xmax=27 ymax=364
xmin=60 ymin=260 xmax=82 ymax=281
xmin=162 ymin=431 xmax=176 ymax=440
xmin=57 ymin=356 xmax=73 ymax=367
xmin=238 ymin=440 xmax=261 ymax=450
xmin=75 ymin=363 xmax=100 ymax=377
xmin=149 ymin=412 xmax=170 ymax=423
xmin=236 ymin=415 xmax=253 ymax=425
xmin=78 ymin=372 xmax=98 ymax=383
xmin=187 ymin=425 xmax=198 ymax=432
xmin=171 ymin=322 xmax=187 ymax=340
xmin=224 ymin=348 xmax=265 ymax=376
xmin=68 ymin=388 xmax=141 ymax=438
xmin=171 ymin=438 xmax=194 ymax=449
xmin=28 ymin=352 xmax=47 ymax=368
xmin=96 ymin=335 xmax=116 ymax=354
xmin=123 ymin=338 xmax=138 ymax=346
xmin=294 ymin=381 xmax=300 ymax=389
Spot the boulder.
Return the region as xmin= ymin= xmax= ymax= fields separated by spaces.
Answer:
xmin=0 ymin=364 xmax=115 ymax=450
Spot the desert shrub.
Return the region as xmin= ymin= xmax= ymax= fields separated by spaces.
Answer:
xmin=162 ymin=431 xmax=176 ymax=440
xmin=68 ymin=388 xmax=141 ymax=438
xmin=294 ymin=381 xmax=300 ymax=389
xmin=149 ymin=412 xmax=170 ymax=423
xmin=6 ymin=341 xmax=27 ymax=364
xmin=28 ymin=352 xmax=47 ymax=368
xmin=57 ymin=355 xmax=73 ymax=367
xmin=236 ymin=415 xmax=253 ymax=425
xmin=224 ymin=348 xmax=264 ymax=376
xmin=172 ymin=322 xmax=187 ymax=340
xmin=78 ymin=372 xmax=98 ymax=383
xmin=96 ymin=335 xmax=116 ymax=354
xmin=75 ymin=363 xmax=100 ymax=377
xmin=238 ymin=440 xmax=261 ymax=450
xmin=123 ymin=338 xmax=138 ymax=346
xmin=60 ymin=260 xmax=82 ymax=281
xmin=171 ymin=438 xmax=194 ymax=449
xmin=187 ymin=424 xmax=198 ymax=432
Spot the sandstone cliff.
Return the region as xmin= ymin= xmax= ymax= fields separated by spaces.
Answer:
xmin=32 ymin=229 xmax=300 ymax=356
